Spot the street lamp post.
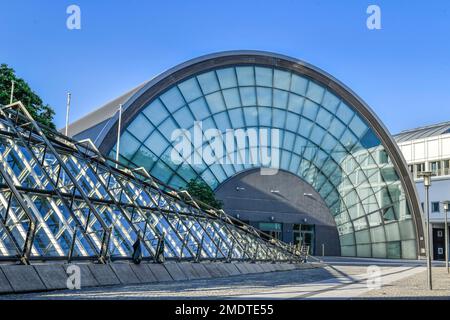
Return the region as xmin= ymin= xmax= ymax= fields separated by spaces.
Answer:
xmin=443 ymin=201 xmax=449 ymax=274
xmin=418 ymin=171 xmax=434 ymax=290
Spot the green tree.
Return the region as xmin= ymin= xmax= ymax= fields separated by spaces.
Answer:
xmin=183 ymin=179 xmax=223 ymax=209
xmin=0 ymin=64 xmax=55 ymax=129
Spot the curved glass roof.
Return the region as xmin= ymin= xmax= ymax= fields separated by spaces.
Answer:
xmin=109 ymin=64 xmax=418 ymax=259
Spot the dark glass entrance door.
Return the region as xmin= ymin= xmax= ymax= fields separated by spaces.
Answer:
xmin=433 ymin=228 xmax=445 ymax=260
xmin=293 ymin=224 xmax=315 ymax=255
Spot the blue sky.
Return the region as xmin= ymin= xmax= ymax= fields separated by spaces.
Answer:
xmin=1 ymin=0 xmax=449 ymax=133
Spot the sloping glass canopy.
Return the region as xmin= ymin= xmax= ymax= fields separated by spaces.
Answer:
xmin=0 ymin=102 xmax=295 ymax=264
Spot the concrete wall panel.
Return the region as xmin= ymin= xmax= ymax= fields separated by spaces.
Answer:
xmin=1 ymin=265 xmax=46 ymax=293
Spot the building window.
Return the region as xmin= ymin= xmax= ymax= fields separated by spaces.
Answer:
xmin=430 ymin=161 xmax=441 ymax=176
xmin=258 ymin=222 xmax=282 ymax=240
xmin=414 ymin=163 xmax=425 ymax=179
xmin=432 ymin=202 xmax=440 ymax=213
xmin=444 ymin=160 xmax=450 ymax=176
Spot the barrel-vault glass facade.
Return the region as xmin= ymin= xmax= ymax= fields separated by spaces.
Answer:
xmin=102 ymin=53 xmax=422 ymax=259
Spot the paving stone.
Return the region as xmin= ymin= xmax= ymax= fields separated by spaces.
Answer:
xmin=223 ymin=263 xmax=240 ymax=276
xmin=33 ymin=264 xmax=68 ymax=290
xmin=203 ymin=263 xmax=223 ymax=278
xmin=234 ymin=263 xmax=250 ymax=274
xmin=147 ymin=263 xmax=173 ymax=282
xmin=191 ymin=263 xmax=212 ymax=279
xmin=110 ymin=263 xmax=140 ymax=285
xmin=266 ymin=263 xmax=277 ymax=272
xmin=276 ymin=262 xmax=286 ymax=271
xmin=251 ymin=263 xmax=264 ymax=273
xmin=1 ymin=265 xmax=46 ymax=293
xmin=272 ymin=263 xmax=284 ymax=271
xmin=87 ymin=264 xmax=120 ymax=286
xmin=179 ymin=263 xmax=201 ymax=280
xmin=130 ymin=263 xmax=158 ymax=283
xmin=215 ymin=264 xmax=232 ymax=276
xmin=284 ymin=263 xmax=296 ymax=270
xmin=164 ymin=263 xmax=188 ymax=281
xmin=259 ymin=263 xmax=272 ymax=273
xmin=244 ymin=262 xmax=259 ymax=274
xmin=0 ymin=268 xmax=13 ymax=294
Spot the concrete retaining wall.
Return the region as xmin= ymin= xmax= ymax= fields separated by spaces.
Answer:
xmin=0 ymin=261 xmax=320 ymax=295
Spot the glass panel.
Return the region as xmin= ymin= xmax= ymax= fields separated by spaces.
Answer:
xmin=221 ymin=89 xmax=240 ymax=109
xmin=216 ymin=68 xmax=237 ymax=89
xmin=240 ymin=87 xmax=256 ymax=106
xmin=120 ymin=131 xmax=141 ymax=159
xmin=302 ymin=100 xmax=319 ymax=120
xmin=290 ymin=74 xmax=308 ymax=95
xmin=273 ymin=69 xmax=291 ymax=90
xmin=285 ymin=112 xmax=299 ymax=132
xmin=144 ymin=131 xmax=168 ymax=156
xmin=316 ymin=108 xmax=333 ymax=129
xmin=178 ymin=77 xmax=202 ymax=102
xmin=336 ymin=102 xmax=354 ymax=124
xmin=306 ymin=81 xmax=325 ymax=103
xmin=143 ymin=99 xmax=168 ymax=125
xmin=127 ymin=114 xmax=154 ymax=142
xmin=228 ymin=108 xmax=245 ymax=128
xmin=206 ymin=92 xmax=226 ymax=113
xmin=255 ymin=67 xmax=272 ymax=87
xmin=322 ymin=90 xmax=340 ymax=113
xmin=258 ymin=107 xmax=272 ymax=127
xmin=189 ymin=98 xmax=210 ymax=120
xmin=173 ymin=106 xmax=194 ymax=129
xmin=160 ymin=87 xmax=185 ymax=112
xmin=288 ymin=93 xmax=304 ymax=113
xmin=256 ymin=87 xmax=272 ymax=106
xmin=243 ymin=107 xmax=258 ymax=127
xmin=197 ymin=71 xmax=220 ymax=94
xmin=273 ymin=89 xmax=288 ymax=108
xmin=349 ymin=115 xmax=368 ymax=138
xmin=158 ymin=117 xmax=178 ymax=138
xmin=236 ymin=66 xmax=255 ymax=86
xmin=272 ymin=109 xmax=285 ymax=128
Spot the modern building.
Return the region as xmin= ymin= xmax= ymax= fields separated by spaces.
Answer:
xmin=67 ymin=51 xmax=426 ymax=259
xmin=395 ymin=122 xmax=450 ymax=260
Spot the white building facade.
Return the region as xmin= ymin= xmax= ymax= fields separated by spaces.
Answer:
xmin=395 ymin=122 xmax=450 ymax=260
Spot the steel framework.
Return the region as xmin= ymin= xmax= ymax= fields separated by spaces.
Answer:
xmin=0 ymin=102 xmax=299 ymax=265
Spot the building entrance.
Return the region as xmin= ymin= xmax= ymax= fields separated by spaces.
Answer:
xmin=293 ymin=224 xmax=315 ymax=255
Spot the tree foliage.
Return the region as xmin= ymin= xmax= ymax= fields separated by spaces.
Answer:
xmin=0 ymin=64 xmax=55 ymax=129
xmin=183 ymin=179 xmax=223 ymax=209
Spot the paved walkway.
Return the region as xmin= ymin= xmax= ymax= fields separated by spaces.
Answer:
xmin=4 ymin=257 xmax=447 ymax=300
xmin=235 ymin=265 xmax=425 ymax=299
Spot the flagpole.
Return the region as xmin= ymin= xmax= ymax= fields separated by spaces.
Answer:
xmin=65 ymin=92 xmax=71 ymax=136
xmin=115 ymin=104 xmax=122 ymax=168
xmin=9 ymin=80 xmax=14 ymax=104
